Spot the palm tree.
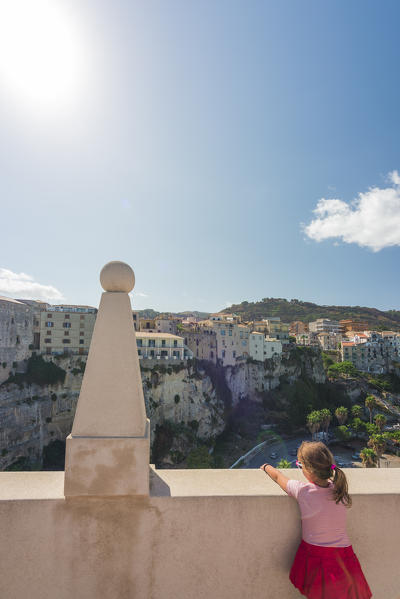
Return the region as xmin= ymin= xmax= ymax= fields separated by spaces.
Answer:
xmin=360 ymin=447 xmax=377 ymax=468
xmin=365 ymin=395 xmax=376 ymax=424
xmin=368 ymin=434 xmax=386 ymax=468
xmin=320 ymin=408 xmax=332 ymax=441
xmin=351 ymin=404 xmax=363 ymax=419
xmin=307 ymin=410 xmax=322 ymax=441
xmin=335 ymin=406 xmax=348 ymax=426
xmin=277 ymin=458 xmax=291 ymax=468
xmin=374 ymin=414 xmax=387 ymax=432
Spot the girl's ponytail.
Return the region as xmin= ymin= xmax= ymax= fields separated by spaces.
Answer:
xmin=332 ymin=467 xmax=352 ymax=507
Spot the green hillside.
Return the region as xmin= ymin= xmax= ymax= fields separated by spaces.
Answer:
xmin=220 ymin=298 xmax=400 ymax=331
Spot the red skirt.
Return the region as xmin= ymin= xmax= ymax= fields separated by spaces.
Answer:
xmin=289 ymin=540 xmax=372 ymax=599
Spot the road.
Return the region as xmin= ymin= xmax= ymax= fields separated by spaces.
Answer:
xmin=247 ymin=434 xmax=312 ymax=469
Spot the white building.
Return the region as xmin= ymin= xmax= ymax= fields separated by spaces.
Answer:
xmin=136 ymin=332 xmax=191 ymax=361
xmin=309 ymin=319 xmax=341 ymax=334
xmin=249 ymin=332 xmax=282 ymax=362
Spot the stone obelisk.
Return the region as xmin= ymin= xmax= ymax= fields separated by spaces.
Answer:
xmin=64 ymin=261 xmax=150 ymax=496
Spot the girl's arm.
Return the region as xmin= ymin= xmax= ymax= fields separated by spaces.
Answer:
xmin=260 ymin=463 xmax=290 ymax=493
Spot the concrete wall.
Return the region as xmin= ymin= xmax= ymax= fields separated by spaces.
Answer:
xmin=0 ymin=468 xmax=398 ymax=599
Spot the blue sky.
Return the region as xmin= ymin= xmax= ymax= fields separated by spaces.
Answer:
xmin=1 ymin=1 xmax=400 ymax=313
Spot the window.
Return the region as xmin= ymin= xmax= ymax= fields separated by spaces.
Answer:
xmin=161 ymin=350 xmax=168 ymax=356
xmin=65 ymin=314 xmax=70 ymax=319
xmin=45 ymin=339 xmax=51 ymax=343
xmin=62 ymin=339 xmax=70 ymax=344
xmin=222 ymin=350 xmax=226 ymax=358
xmin=80 ymin=315 xmax=85 ymax=320
xmin=173 ymin=340 xmax=178 ymax=347
xmin=80 ymin=323 xmax=84 ymax=329
xmin=221 ymin=330 xmax=225 ymax=336
xmin=63 ymin=322 xmax=71 ymax=328
xmin=46 ymin=322 xmax=54 ymax=328
xmin=64 ymin=331 xmax=69 ymax=336
xmin=80 ymin=332 xmax=84 ymax=336
xmin=229 ymin=329 xmax=232 ymax=336
xmin=148 ymin=340 xmax=155 ymax=347
xmin=233 ymin=351 xmax=236 ymax=358
xmin=210 ymin=351 xmax=214 ymax=359
xmin=138 ymin=349 xmax=142 ymax=355
xmin=242 ymin=341 xmax=246 ymax=346
xmin=47 ymin=314 xmax=52 ymax=318
xmin=137 ymin=339 xmax=142 ymax=347
xmin=79 ymin=340 xmax=84 ymax=344
xmin=162 ymin=340 xmax=166 ymax=347
xmin=47 ymin=329 xmax=52 ymax=334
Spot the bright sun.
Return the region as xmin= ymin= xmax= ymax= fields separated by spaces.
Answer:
xmin=0 ymin=0 xmax=84 ymax=110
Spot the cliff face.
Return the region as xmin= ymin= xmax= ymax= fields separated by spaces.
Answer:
xmin=141 ymin=364 xmax=225 ymax=440
xmin=0 ymin=357 xmax=226 ymax=470
xmin=225 ymin=348 xmax=326 ymax=405
xmin=0 ymin=348 xmax=328 ymax=470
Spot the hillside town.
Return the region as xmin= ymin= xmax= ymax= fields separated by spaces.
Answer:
xmin=1 ymin=294 xmax=400 ymax=383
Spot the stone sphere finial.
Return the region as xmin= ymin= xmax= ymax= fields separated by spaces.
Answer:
xmin=100 ymin=261 xmax=135 ymax=293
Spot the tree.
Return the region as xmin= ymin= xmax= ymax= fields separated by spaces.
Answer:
xmin=351 ymin=417 xmax=365 ymax=436
xmin=351 ymin=404 xmax=363 ymax=419
xmin=368 ymin=434 xmax=386 ymax=468
xmin=336 ymin=425 xmax=351 ymax=442
xmin=360 ymin=447 xmax=377 ymax=468
xmin=335 ymin=406 xmax=348 ymax=426
xmin=307 ymin=410 xmax=323 ymax=441
xmin=365 ymin=395 xmax=376 ymax=424
xmin=319 ymin=408 xmax=332 ymax=440
xmin=327 ymin=361 xmax=357 ymax=379
xmin=277 ymin=458 xmax=291 ymax=468
xmin=374 ymin=414 xmax=387 ymax=432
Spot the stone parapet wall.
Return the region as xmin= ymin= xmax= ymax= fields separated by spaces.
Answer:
xmin=0 ymin=468 xmax=398 ymax=599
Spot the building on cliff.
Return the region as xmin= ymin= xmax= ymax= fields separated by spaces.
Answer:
xmin=39 ymin=305 xmax=97 ymax=356
xmin=136 ymin=332 xmax=192 ymax=361
xmin=248 ymin=331 xmax=282 ymax=361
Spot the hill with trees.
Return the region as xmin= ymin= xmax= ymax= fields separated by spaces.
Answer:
xmin=220 ymin=298 xmax=400 ymax=330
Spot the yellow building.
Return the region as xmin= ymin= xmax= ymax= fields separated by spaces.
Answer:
xmin=39 ymin=305 xmax=97 ymax=355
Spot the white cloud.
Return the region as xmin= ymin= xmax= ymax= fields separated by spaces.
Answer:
xmin=129 ymin=291 xmax=148 ymax=298
xmin=303 ymin=171 xmax=400 ymax=252
xmin=0 ymin=268 xmax=64 ymax=302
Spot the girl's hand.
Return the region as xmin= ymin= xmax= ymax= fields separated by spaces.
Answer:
xmin=260 ymin=463 xmax=271 ymax=472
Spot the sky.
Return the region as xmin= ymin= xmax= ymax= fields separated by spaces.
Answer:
xmin=1 ymin=0 xmax=400 ymax=313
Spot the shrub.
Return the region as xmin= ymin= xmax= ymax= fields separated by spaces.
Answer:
xmin=187 ymin=446 xmax=213 ymax=468
xmin=336 ymin=425 xmax=351 ymax=442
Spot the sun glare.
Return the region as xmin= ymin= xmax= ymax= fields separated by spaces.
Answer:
xmin=0 ymin=0 xmax=84 ymax=111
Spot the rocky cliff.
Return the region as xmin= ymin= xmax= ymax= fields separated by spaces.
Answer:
xmin=0 ymin=348 xmax=328 ymax=470
xmin=225 ymin=347 xmax=326 ymax=405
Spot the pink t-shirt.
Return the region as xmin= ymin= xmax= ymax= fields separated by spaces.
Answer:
xmin=286 ymin=479 xmax=351 ymax=547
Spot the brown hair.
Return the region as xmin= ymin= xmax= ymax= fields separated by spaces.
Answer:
xmin=298 ymin=441 xmax=352 ymax=507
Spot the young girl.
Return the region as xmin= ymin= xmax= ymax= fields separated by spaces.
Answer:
xmin=260 ymin=441 xmax=372 ymax=599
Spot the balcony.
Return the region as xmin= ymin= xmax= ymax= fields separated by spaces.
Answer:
xmin=0 ymin=262 xmax=398 ymax=599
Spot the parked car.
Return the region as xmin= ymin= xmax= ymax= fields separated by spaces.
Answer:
xmin=270 ymin=452 xmax=278 ymax=459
